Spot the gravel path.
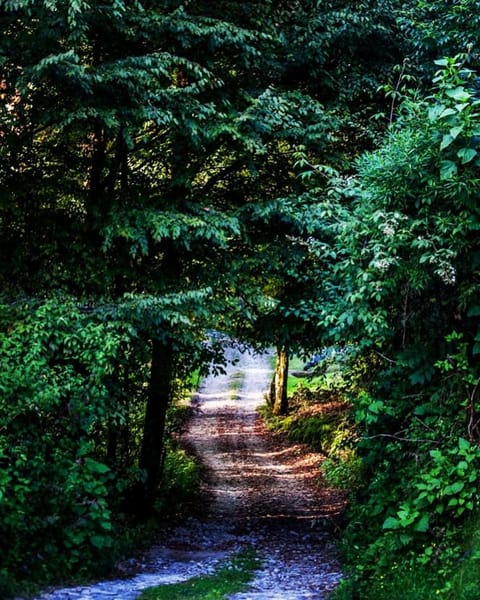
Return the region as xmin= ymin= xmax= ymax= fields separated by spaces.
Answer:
xmin=36 ymin=347 xmax=343 ymax=600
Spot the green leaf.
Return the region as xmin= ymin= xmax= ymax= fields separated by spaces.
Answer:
xmin=444 ymin=481 xmax=464 ymax=495
xmin=455 ymin=103 xmax=469 ymax=113
xmin=457 ymin=147 xmax=477 ymax=164
xmin=84 ymin=458 xmax=110 ymax=474
xmin=383 ymin=516 xmax=400 ymax=530
xmin=467 ymin=305 xmax=480 ymax=317
xmin=450 ymin=125 xmax=464 ymax=139
xmin=90 ymin=535 xmax=108 ymax=549
xmin=440 ymin=160 xmax=458 ymax=180
xmin=414 ymin=514 xmax=429 ymax=532
xmin=439 ymin=108 xmax=457 ymax=119
xmin=440 ymin=134 xmax=454 ymax=150
xmin=369 ymin=400 xmax=384 ymax=414
xmin=446 ymin=87 xmax=470 ymax=102
xmin=428 ymin=104 xmax=445 ymax=122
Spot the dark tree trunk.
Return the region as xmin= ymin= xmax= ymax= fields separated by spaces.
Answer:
xmin=88 ymin=118 xmax=107 ymax=210
xmin=272 ymin=346 xmax=289 ymax=415
xmin=139 ymin=339 xmax=175 ymax=504
xmin=268 ymin=375 xmax=276 ymax=408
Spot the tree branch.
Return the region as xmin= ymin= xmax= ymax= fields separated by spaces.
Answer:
xmin=362 ymin=433 xmax=440 ymax=444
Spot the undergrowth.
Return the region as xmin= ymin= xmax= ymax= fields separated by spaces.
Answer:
xmin=263 ymin=353 xmax=480 ymax=600
xmin=261 ymin=377 xmax=360 ymax=491
xmin=0 ymin=386 xmax=203 ymax=600
xmin=328 ymin=508 xmax=480 ymax=600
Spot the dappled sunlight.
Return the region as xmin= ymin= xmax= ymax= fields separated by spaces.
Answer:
xmin=39 ymin=349 xmax=343 ymax=600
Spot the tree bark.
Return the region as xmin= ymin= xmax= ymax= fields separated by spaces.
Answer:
xmin=139 ymin=338 xmax=175 ymax=503
xmin=268 ymin=375 xmax=276 ymax=408
xmin=272 ymin=346 xmax=289 ymax=415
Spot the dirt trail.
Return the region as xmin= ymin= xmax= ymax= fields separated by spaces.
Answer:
xmin=37 ymin=347 xmax=343 ymax=600
xmin=183 ymin=347 xmax=344 ymax=599
xmin=190 ymin=348 xmax=343 ymax=523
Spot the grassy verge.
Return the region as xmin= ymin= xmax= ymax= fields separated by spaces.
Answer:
xmin=138 ymin=549 xmax=261 ymax=600
xmin=261 ymin=377 xmax=353 ymax=454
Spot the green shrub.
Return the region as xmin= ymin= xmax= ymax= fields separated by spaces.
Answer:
xmin=322 ymin=450 xmax=363 ymax=491
xmin=155 ymin=443 xmax=201 ymax=513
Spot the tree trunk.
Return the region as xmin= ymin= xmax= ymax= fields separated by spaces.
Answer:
xmin=88 ymin=118 xmax=107 ymax=210
xmin=272 ymin=346 xmax=289 ymax=415
xmin=268 ymin=375 xmax=276 ymax=408
xmin=139 ymin=339 xmax=175 ymax=503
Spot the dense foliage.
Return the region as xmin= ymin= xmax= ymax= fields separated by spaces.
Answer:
xmin=319 ymin=54 xmax=480 ymax=598
xmin=0 ymin=300 xmax=141 ymax=585
xmin=1 ymin=0 xmax=327 ymax=592
xmin=2 ymin=0 xmax=480 ymax=597
xmin=3 ymin=0 xmax=402 ymax=593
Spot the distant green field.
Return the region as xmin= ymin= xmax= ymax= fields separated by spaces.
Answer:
xmin=287 ymin=354 xmax=342 ymax=397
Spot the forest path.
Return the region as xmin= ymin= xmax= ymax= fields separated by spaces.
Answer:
xmin=37 ymin=347 xmax=343 ymax=600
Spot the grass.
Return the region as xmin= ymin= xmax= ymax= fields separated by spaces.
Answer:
xmin=329 ymin=554 xmax=480 ymax=600
xmin=268 ymin=354 xmax=322 ymax=397
xmin=287 ymin=355 xmax=308 ymax=396
xmin=328 ymin=569 xmax=442 ymax=600
xmin=138 ymin=549 xmax=261 ymax=600
xmin=288 ymin=355 xmax=341 ymax=397
xmin=228 ymin=370 xmax=245 ymax=401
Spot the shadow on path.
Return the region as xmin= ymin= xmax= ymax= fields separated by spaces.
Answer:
xmin=37 ymin=347 xmax=343 ymax=600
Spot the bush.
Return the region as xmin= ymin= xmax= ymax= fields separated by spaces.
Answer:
xmin=0 ymin=299 xmax=147 ymax=595
xmin=155 ymin=442 xmax=201 ymax=513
